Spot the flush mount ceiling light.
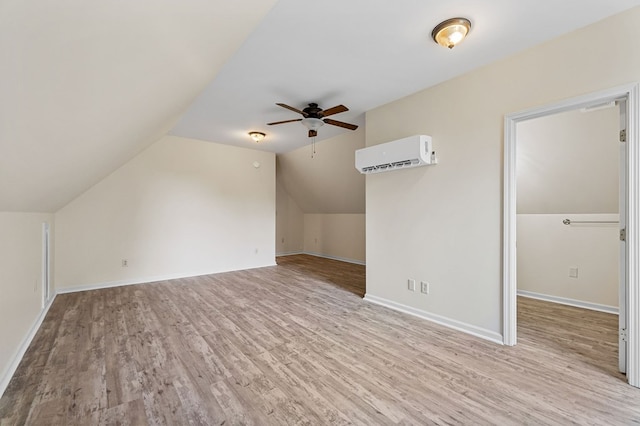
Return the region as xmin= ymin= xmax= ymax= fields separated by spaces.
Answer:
xmin=432 ymin=17 xmax=471 ymax=49
xmin=248 ymin=131 xmax=266 ymax=143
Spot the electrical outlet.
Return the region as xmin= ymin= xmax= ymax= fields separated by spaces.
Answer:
xmin=121 ymin=259 xmax=128 ymax=267
xmin=408 ymin=279 xmax=416 ymax=291
xmin=569 ymin=267 xmax=578 ymax=278
xmin=421 ymin=281 xmax=430 ymax=294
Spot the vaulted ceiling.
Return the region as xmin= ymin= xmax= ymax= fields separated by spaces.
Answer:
xmin=0 ymin=0 xmax=278 ymax=212
xmin=277 ymin=129 xmax=365 ymax=215
xmin=2 ymin=0 xmax=639 ymax=212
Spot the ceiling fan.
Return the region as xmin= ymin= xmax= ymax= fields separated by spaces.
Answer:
xmin=267 ymin=102 xmax=358 ymax=137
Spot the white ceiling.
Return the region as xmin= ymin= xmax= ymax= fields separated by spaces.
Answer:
xmin=3 ymin=0 xmax=640 ymax=212
xmin=170 ymin=0 xmax=640 ymax=153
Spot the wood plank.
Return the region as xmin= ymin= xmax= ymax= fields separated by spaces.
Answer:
xmin=2 ymin=254 xmax=640 ymax=424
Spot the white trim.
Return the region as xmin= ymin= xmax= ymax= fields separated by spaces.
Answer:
xmin=276 ymin=251 xmax=366 ymax=266
xmin=56 ymin=263 xmax=277 ymax=294
xmin=0 ymin=294 xmax=57 ymax=399
xmin=503 ymin=82 xmax=640 ymax=387
xmin=300 ymin=251 xmax=366 ymax=266
xmin=503 ymin=112 xmax=518 ymax=346
xmin=627 ymin=83 xmax=640 ymax=387
xmin=619 ymin=97 xmax=629 ymax=374
xmin=275 ymin=251 xmax=304 ymax=257
xmin=517 ymin=290 xmax=618 ymax=315
xmin=364 ymin=294 xmax=503 ymax=345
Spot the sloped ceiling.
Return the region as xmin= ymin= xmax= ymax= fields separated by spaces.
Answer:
xmin=0 ymin=0 xmax=277 ymax=212
xmin=277 ymin=129 xmax=365 ymax=214
xmin=4 ymin=0 xmax=639 ymax=213
xmin=517 ymin=106 xmax=620 ymax=214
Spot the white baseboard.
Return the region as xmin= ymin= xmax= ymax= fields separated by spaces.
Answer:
xmin=300 ymin=251 xmax=366 ymax=266
xmin=275 ymin=251 xmax=304 ymax=257
xmin=363 ymin=294 xmax=503 ymax=345
xmin=276 ymin=251 xmax=366 ymax=266
xmin=517 ymin=290 xmax=619 ymax=315
xmin=0 ymin=293 xmax=57 ymax=399
xmin=56 ymin=273 xmax=193 ymax=294
xmin=56 ymin=262 xmax=277 ymax=295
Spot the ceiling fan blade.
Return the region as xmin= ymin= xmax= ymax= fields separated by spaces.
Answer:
xmin=321 ymin=104 xmax=348 ymax=117
xmin=323 ymin=118 xmax=358 ymax=131
xmin=308 ymin=130 xmax=317 ymax=138
xmin=276 ymin=103 xmax=308 ymax=117
xmin=267 ymin=118 xmax=303 ymax=126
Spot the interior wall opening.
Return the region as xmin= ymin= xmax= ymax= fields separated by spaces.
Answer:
xmin=515 ymin=102 xmax=622 ymax=376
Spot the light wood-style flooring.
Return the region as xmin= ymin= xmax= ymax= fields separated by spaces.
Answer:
xmin=2 ymin=254 xmax=640 ymax=425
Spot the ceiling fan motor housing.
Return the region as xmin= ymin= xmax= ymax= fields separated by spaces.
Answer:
xmin=303 ymin=103 xmax=323 ymax=118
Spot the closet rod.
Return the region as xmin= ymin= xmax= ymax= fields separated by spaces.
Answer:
xmin=562 ymin=218 xmax=619 ymax=225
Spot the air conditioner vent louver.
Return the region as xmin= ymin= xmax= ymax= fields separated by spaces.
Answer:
xmin=355 ymin=135 xmax=434 ymax=174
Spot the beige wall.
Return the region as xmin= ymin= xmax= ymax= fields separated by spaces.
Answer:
xmin=0 ymin=212 xmax=53 ymax=390
xmin=516 ymin=107 xmax=619 ymax=308
xmin=517 ymin=107 xmax=620 ymax=214
xmin=365 ymin=8 xmax=640 ymax=338
xmin=55 ymin=135 xmax=275 ymax=290
xmin=277 ymin=128 xmax=366 ymax=263
xmin=303 ymin=214 xmax=365 ymax=264
xmin=517 ymin=214 xmax=619 ymax=309
xmin=276 ymin=179 xmax=304 ymax=255
xmin=275 ymin=171 xmax=365 ymax=262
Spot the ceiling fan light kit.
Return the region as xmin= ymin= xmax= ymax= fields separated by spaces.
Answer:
xmin=267 ymin=102 xmax=358 ymax=138
xmin=432 ymin=17 xmax=471 ymax=49
xmin=248 ymin=131 xmax=266 ymax=143
xmin=301 ymin=117 xmax=324 ymax=130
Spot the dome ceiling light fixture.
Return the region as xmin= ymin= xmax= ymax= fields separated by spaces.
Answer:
xmin=432 ymin=17 xmax=471 ymax=49
xmin=300 ymin=117 xmax=325 ymax=135
xmin=248 ymin=131 xmax=266 ymax=143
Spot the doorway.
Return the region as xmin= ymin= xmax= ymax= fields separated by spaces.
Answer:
xmin=503 ymin=83 xmax=640 ymax=387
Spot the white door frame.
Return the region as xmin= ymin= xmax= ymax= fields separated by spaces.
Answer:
xmin=503 ymin=83 xmax=640 ymax=387
xmin=619 ymin=98 xmax=629 ymax=374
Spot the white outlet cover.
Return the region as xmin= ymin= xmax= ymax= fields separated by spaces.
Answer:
xmin=408 ymin=279 xmax=416 ymax=291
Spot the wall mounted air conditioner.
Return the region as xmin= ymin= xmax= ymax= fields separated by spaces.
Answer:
xmin=355 ymin=135 xmax=435 ymax=174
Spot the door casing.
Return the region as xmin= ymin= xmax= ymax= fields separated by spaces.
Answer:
xmin=503 ymin=83 xmax=640 ymax=387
